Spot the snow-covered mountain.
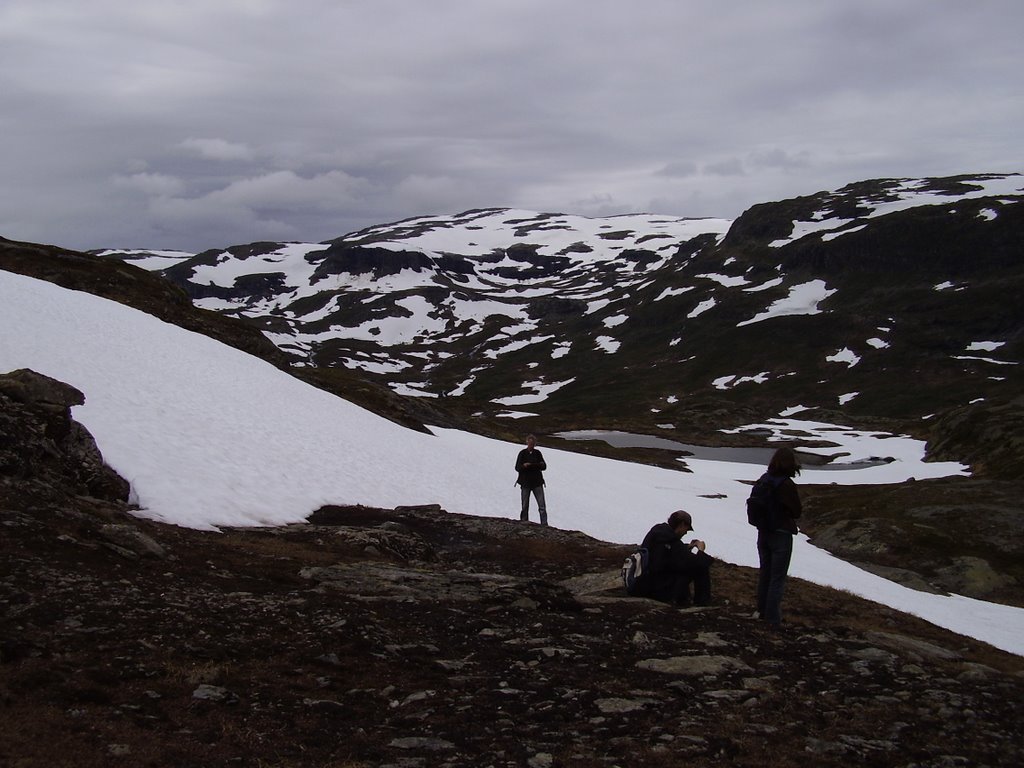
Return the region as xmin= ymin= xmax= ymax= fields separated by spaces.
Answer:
xmin=105 ymin=209 xmax=732 ymax=401
xmin=101 ymin=174 xmax=1024 ymax=444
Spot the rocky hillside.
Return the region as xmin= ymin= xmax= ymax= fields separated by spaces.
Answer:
xmin=2 ymin=369 xmax=1023 ymax=767
xmin=0 ymin=236 xmax=453 ymax=434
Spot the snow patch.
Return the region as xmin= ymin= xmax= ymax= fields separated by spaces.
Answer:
xmin=738 ymin=280 xmax=836 ymax=327
xmin=688 ymin=298 xmax=716 ymax=318
xmin=827 ymin=348 xmax=860 ymax=367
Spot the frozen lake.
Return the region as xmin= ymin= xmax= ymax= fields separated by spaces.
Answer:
xmin=552 ymin=430 xmax=893 ymax=470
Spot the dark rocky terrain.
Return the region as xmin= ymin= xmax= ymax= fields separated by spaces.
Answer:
xmin=3 ymin=370 xmax=1024 ymax=767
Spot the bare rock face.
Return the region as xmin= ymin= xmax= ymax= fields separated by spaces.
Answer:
xmin=802 ymin=496 xmax=1023 ymax=603
xmin=0 ymin=367 xmax=85 ymax=408
xmin=809 ymin=518 xmax=899 ymax=558
xmin=0 ymin=368 xmax=129 ymax=501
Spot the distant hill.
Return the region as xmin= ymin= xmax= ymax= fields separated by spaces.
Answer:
xmin=95 ymin=174 xmax=1024 ymax=463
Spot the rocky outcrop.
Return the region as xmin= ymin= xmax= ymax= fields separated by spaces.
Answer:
xmin=926 ymin=396 xmax=1024 ymax=480
xmin=0 ymin=368 xmax=128 ymax=502
xmin=800 ymin=480 xmax=1024 ymax=606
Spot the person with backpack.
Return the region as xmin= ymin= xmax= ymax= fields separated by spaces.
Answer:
xmin=515 ymin=434 xmax=548 ymax=525
xmin=752 ymin=446 xmax=802 ymax=629
xmin=638 ymin=510 xmax=713 ymax=606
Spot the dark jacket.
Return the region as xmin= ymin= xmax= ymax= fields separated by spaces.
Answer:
xmin=641 ymin=522 xmax=712 ymax=576
xmin=766 ymin=472 xmax=801 ymax=534
xmin=637 ymin=522 xmax=713 ymax=603
xmin=515 ymin=448 xmax=546 ymax=489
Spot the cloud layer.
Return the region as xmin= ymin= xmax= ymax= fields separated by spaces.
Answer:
xmin=2 ymin=0 xmax=1021 ymax=251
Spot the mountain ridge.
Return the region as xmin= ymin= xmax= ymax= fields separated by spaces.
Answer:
xmin=99 ymin=173 xmax=1024 ymax=445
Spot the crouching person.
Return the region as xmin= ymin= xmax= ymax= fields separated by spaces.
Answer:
xmin=640 ymin=510 xmax=713 ymax=606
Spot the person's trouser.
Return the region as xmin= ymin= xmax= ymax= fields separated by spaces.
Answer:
xmin=687 ymin=561 xmax=712 ymax=606
xmin=648 ymin=574 xmax=689 ymax=605
xmin=520 ymin=485 xmax=547 ymax=524
xmin=648 ymin=559 xmax=712 ymax=606
xmin=756 ymin=529 xmax=794 ymax=625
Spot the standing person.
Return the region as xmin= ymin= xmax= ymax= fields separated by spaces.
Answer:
xmin=639 ymin=510 xmax=713 ymax=606
xmin=515 ymin=434 xmax=547 ymax=525
xmin=754 ymin=446 xmax=802 ymax=629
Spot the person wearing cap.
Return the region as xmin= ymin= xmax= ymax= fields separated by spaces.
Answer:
xmin=638 ymin=510 xmax=713 ymax=606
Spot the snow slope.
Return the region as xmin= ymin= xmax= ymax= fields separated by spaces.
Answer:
xmin=2 ymin=270 xmax=1022 ymax=656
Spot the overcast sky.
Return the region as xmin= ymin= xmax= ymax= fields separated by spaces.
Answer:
xmin=2 ymin=1 xmax=1021 ymax=252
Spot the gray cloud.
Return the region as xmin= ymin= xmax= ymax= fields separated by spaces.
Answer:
xmin=656 ymin=162 xmax=699 ymax=179
xmin=179 ymin=138 xmax=255 ymax=163
xmin=703 ymin=158 xmax=747 ymax=178
xmin=1 ymin=0 xmax=1021 ymax=251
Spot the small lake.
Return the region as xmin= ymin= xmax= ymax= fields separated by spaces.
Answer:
xmin=552 ymin=430 xmax=888 ymax=470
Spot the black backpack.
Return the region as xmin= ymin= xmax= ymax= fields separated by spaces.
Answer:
xmin=621 ymin=547 xmax=650 ymax=596
xmin=746 ymin=473 xmax=783 ymax=530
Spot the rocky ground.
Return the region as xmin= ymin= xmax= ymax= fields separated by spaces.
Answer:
xmin=797 ymin=478 xmax=1024 ymax=609
xmin=3 ymin=370 xmax=1024 ymax=767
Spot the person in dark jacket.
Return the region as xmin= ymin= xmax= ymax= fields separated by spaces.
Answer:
xmin=755 ymin=446 xmax=802 ymax=629
xmin=639 ymin=510 xmax=713 ymax=606
xmin=515 ymin=434 xmax=548 ymax=525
